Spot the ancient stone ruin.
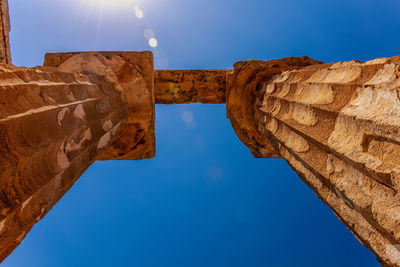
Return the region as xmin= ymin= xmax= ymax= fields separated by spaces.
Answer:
xmin=1 ymin=1 xmax=400 ymax=266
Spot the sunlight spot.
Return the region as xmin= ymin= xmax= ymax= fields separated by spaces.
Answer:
xmin=182 ymin=111 xmax=194 ymax=123
xmin=83 ymin=0 xmax=136 ymax=9
xmin=182 ymin=111 xmax=196 ymax=129
xmin=149 ymin=37 xmax=158 ymax=48
xmin=134 ymin=6 xmax=144 ymax=18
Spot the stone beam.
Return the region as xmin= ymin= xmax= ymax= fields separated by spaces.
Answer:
xmin=154 ymin=70 xmax=227 ymax=104
xmin=0 ymin=51 xmax=155 ymax=261
xmin=227 ymin=56 xmax=400 ymax=266
xmin=45 ymin=52 xmax=228 ymax=104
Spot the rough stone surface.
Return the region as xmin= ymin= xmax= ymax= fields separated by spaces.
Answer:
xmin=7 ymin=50 xmax=400 ymax=267
xmin=44 ymin=52 xmax=86 ymax=68
xmin=0 ymin=0 xmax=10 ymax=64
xmin=0 ymin=52 xmax=155 ymax=261
xmin=45 ymin=53 xmax=228 ymax=104
xmin=56 ymin=51 xmax=155 ymax=160
xmin=154 ymin=69 xmax=227 ymax=104
xmin=4 ymin=6 xmax=400 ymax=264
xmin=230 ymin=56 xmax=400 ymax=267
xmin=6 ymin=53 xmax=400 ymax=267
xmin=226 ymin=57 xmax=323 ymax=158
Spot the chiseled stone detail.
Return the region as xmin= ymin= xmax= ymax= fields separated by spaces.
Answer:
xmin=55 ymin=51 xmax=155 ymax=160
xmin=0 ymin=52 xmax=155 ymax=262
xmin=226 ymin=57 xmax=323 ymax=158
xmin=239 ymin=56 xmax=400 ymax=266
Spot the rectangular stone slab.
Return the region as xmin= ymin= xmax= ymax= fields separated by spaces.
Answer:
xmin=154 ymin=69 xmax=228 ymax=104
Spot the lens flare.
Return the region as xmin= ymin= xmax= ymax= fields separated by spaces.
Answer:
xmin=144 ymin=29 xmax=154 ymax=40
xmin=149 ymin=37 xmax=158 ymax=48
xmin=134 ymin=6 xmax=144 ymax=18
xmin=83 ymin=0 xmax=135 ymax=7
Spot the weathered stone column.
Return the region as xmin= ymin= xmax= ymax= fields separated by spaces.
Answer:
xmin=227 ymin=56 xmax=400 ymax=266
xmin=0 ymin=52 xmax=155 ymax=261
xmin=0 ymin=0 xmax=11 ymax=64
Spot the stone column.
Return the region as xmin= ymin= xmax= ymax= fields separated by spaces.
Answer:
xmin=226 ymin=56 xmax=400 ymax=266
xmin=0 ymin=0 xmax=11 ymax=64
xmin=0 ymin=52 xmax=155 ymax=261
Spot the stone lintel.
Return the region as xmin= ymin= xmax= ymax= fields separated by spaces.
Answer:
xmin=44 ymin=52 xmax=228 ymax=104
xmin=154 ymin=69 xmax=227 ymax=104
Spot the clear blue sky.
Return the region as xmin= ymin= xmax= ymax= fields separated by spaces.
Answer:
xmin=4 ymin=0 xmax=400 ymax=266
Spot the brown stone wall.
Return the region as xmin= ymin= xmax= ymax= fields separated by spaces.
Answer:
xmin=0 ymin=0 xmax=11 ymax=64
xmin=227 ymin=56 xmax=400 ymax=266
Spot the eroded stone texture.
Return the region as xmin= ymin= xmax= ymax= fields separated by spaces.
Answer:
xmin=0 ymin=52 xmax=155 ymax=261
xmin=226 ymin=57 xmax=323 ymax=158
xmin=7 ymin=41 xmax=400 ymax=267
xmin=45 ymin=53 xmax=228 ymax=104
xmin=44 ymin=52 xmax=85 ymax=68
xmin=154 ymin=70 xmax=227 ymax=104
xmin=227 ymin=56 xmax=400 ymax=266
xmin=56 ymin=51 xmax=155 ymax=160
xmin=0 ymin=0 xmax=11 ymax=64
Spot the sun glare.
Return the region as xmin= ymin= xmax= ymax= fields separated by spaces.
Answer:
xmin=81 ymin=0 xmax=160 ymax=50
xmin=148 ymin=37 xmax=158 ymax=47
xmin=84 ymin=0 xmax=136 ymax=8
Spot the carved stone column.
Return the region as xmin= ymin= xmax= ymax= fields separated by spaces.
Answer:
xmin=0 ymin=0 xmax=10 ymax=64
xmin=0 ymin=52 xmax=155 ymax=261
xmin=227 ymin=56 xmax=400 ymax=266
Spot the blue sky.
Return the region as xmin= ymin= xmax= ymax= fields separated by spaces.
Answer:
xmin=4 ymin=0 xmax=400 ymax=266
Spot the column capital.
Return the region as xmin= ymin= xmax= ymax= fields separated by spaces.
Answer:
xmin=49 ymin=51 xmax=156 ymax=160
xmin=226 ymin=56 xmax=322 ymax=158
